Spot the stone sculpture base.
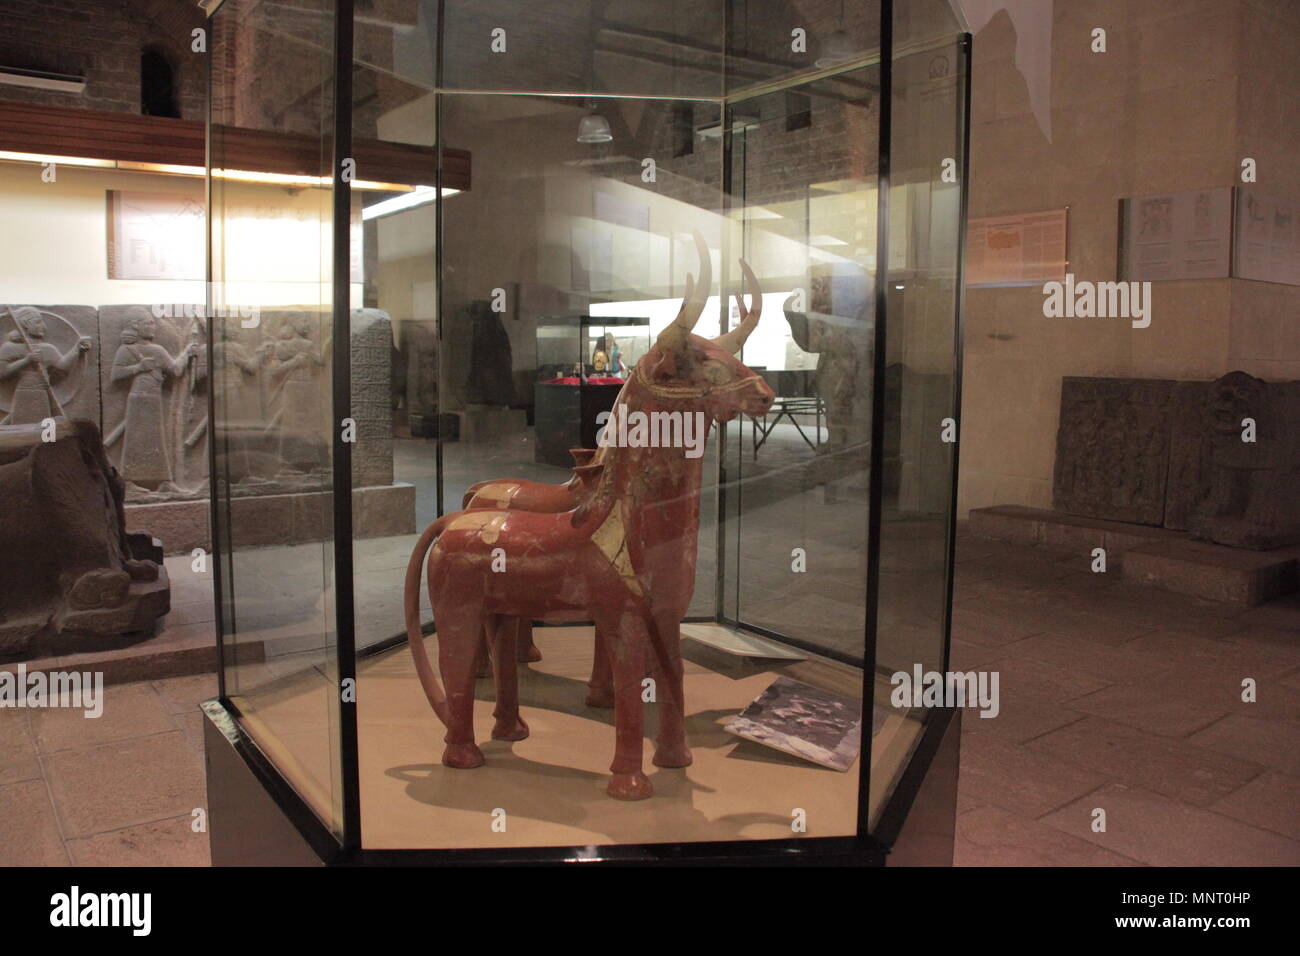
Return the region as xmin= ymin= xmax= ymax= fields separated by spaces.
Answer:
xmin=970 ymin=505 xmax=1300 ymax=606
xmin=3 ymin=537 xmax=172 ymax=662
xmin=126 ymin=482 xmax=417 ymax=555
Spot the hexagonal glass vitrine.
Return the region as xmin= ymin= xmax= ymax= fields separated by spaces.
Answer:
xmin=203 ymin=0 xmax=969 ymax=865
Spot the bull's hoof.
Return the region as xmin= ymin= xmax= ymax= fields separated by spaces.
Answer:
xmin=584 ymin=685 xmax=615 ymax=709
xmin=607 ymin=771 xmax=653 ymax=800
xmin=491 ymin=717 xmax=530 ymax=741
xmin=517 ymin=643 xmax=543 ymax=663
xmin=441 ymin=742 xmax=485 ymax=769
xmin=653 ymin=744 xmax=693 ymax=769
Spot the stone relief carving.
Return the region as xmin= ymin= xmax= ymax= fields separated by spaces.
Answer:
xmin=1168 ymin=372 xmax=1300 ymax=550
xmin=100 ymin=306 xmax=207 ymax=501
xmin=0 ymin=306 xmax=97 ymax=426
xmin=1054 ymin=378 xmax=1177 ymax=527
xmin=1054 ymin=373 xmax=1300 ymax=550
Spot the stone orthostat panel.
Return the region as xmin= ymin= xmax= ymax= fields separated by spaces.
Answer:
xmin=0 ymin=305 xmax=100 ymax=428
xmin=1054 ymin=373 xmax=1300 ymax=549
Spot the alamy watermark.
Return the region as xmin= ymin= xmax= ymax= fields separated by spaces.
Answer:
xmin=151 ymin=287 xmax=261 ymax=329
xmin=596 ymin=407 xmax=707 ymax=459
xmin=0 ymin=665 xmax=103 ymax=718
xmin=890 ymin=665 xmax=1000 ymax=718
xmin=50 ymin=886 xmax=150 ymax=936
xmin=1042 ymin=273 xmax=1151 ymax=328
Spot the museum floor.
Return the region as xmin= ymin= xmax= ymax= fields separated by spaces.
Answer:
xmin=2 ymin=527 xmax=1297 ymax=867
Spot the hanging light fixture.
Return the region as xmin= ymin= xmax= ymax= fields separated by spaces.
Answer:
xmin=815 ymin=0 xmax=854 ymax=68
xmin=576 ymin=100 xmax=613 ymax=144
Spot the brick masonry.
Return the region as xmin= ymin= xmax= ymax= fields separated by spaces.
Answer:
xmin=0 ymin=0 xmax=206 ymax=120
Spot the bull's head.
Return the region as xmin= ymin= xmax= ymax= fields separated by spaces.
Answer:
xmin=638 ymin=230 xmax=774 ymax=423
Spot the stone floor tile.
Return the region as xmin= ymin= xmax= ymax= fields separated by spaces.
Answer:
xmin=0 ymin=709 xmax=40 ymax=786
xmin=1220 ymin=625 xmax=1300 ymax=652
xmin=955 ymin=805 xmax=1143 ymax=866
xmin=1125 ymin=629 xmax=1300 ymax=679
xmin=950 ymin=606 xmax=1046 ymax=646
xmin=171 ymin=710 xmax=206 ymax=754
xmin=0 ymin=780 xmax=68 ymax=866
xmin=1235 ymin=595 xmax=1300 ymax=632
xmin=949 ymin=638 xmax=1007 ymax=671
xmin=1188 ymin=714 xmax=1300 ymax=777
xmin=1026 ymin=716 xmax=1264 ymax=806
xmin=1068 ymin=679 xmax=1232 ymax=738
xmin=1208 ymin=771 xmax=1300 ymax=841
xmin=152 ymin=673 xmax=219 ymax=716
xmin=959 ymin=695 xmax=1086 ymax=742
xmin=997 ymin=632 xmax=1175 ymax=683
xmin=980 ymin=656 xmax=1112 ymax=703
xmin=1040 ymin=783 xmax=1300 ymax=867
xmin=66 ymin=814 xmax=211 ymax=867
xmin=958 ymin=731 xmax=1108 ymax=818
xmin=30 ymin=681 xmax=175 ymax=754
xmin=43 ymin=732 xmax=206 ymax=838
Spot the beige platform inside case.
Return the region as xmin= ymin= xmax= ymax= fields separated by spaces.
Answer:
xmin=235 ymin=626 xmax=923 ymax=849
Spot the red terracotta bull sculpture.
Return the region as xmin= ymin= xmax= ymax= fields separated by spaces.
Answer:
xmin=404 ymin=233 xmax=772 ymax=799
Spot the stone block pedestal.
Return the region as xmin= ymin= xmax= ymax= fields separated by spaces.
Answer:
xmin=970 ymin=505 xmax=1300 ymax=606
xmin=126 ymin=482 xmax=417 ymax=555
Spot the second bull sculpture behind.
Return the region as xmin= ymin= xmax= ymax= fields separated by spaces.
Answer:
xmin=404 ymin=234 xmax=773 ymax=799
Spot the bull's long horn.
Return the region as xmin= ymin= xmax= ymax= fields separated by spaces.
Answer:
xmin=713 ymin=258 xmax=763 ymax=354
xmin=655 ymin=228 xmax=711 ymax=350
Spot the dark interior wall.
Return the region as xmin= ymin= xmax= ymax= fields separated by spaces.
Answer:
xmin=0 ymin=0 xmax=206 ymax=119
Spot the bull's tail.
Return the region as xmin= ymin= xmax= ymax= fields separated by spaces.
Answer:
xmin=404 ymin=515 xmax=452 ymax=725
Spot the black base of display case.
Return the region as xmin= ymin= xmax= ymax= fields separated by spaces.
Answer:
xmin=203 ymin=697 xmax=959 ymax=867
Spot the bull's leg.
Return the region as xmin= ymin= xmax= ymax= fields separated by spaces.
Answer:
xmin=584 ymin=625 xmax=615 ymax=708
xmin=598 ymin=609 xmax=653 ymax=800
xmin=516 ymin=620 xmax=542 ymax=663
xmin=489 ymin=615 xmax=529 ymax=741
xmin=649 ymin=614 xmax=692 ymax=769
xmin=437 ymin=607 xmax=486 ymax=769
xmin=473 ymin=626 xmax=491 ymax=678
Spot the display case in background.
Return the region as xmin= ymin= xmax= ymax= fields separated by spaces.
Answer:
xmin=534 ymin=315 xmax=648 ymax=466
xmin=203 ymin=0 xmax=970 ymax=866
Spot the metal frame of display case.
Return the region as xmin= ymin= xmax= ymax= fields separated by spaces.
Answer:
xmin=203 ymin=0 xmax=972 ymax=867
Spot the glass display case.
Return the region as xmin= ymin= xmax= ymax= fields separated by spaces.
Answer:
xmin=203 ymin=0 xmax=970 ymax=866
xmin=534 ymin=314 xmax=650 ymax=466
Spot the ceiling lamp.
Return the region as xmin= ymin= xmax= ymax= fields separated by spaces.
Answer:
xmin=577 ymin=101 xmax=613 ymax=144
xmin=815 ymin=1 xmax=855 ymax=68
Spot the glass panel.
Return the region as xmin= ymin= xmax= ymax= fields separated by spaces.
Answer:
xmin=443 ymin=0 xmax=724 ymax=99
xmin=209 ymin=0 xmax=343 ymax=837
xmin=718 ymin=63 xmax=880 ymax=834
xmin=726 ymin=0 xmax=882 ymax=97
xmin=868 ymin=8 xmax=968 ymax=830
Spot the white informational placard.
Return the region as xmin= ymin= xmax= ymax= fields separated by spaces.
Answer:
xmin=966 ymin=208 xmax=1067 ymax=286
xmin=1233 ymin=190 xmax=1300 ymax=286
xmin=107 ymin=190 xmax=206 ymax=281
xmin=1119 ymin=187 xmax=1232 ymax=281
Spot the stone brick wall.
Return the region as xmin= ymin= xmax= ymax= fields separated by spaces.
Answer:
xmin=0 ymin=0 xmax=206 ymax=119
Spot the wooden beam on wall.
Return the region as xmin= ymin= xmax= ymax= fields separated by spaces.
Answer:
xmin=0 ymin=101 xmax=469 ymax=191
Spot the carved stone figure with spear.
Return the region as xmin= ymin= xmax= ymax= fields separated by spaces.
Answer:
xmin=0 ymin=305 xmax=92 ymax=425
